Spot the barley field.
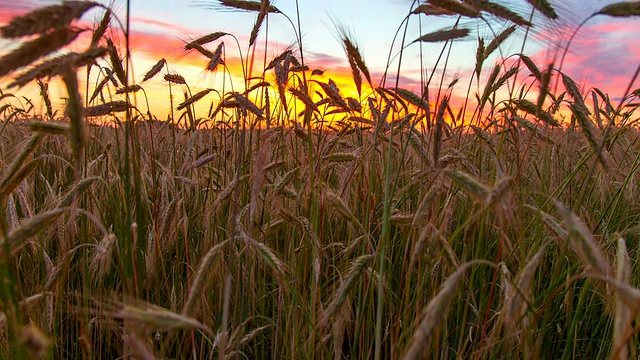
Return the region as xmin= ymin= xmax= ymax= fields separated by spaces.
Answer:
xmin=1 ymin=0 xmax=640 ymax=359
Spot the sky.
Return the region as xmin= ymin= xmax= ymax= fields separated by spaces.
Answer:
xmin=0 ymin=0 xmax=638 ymax=120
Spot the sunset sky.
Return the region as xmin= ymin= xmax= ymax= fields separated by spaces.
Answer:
xmin=0 ymin=0 xmax=638 ymax=120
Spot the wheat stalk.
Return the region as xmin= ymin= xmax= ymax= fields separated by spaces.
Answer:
xmin=465 ymin=0 xmax=532 ymax=26
xmin=61 ymin=63 xmax=84 ymax=168
xmin=90 ymin=8 xmax=111 ymax=47
xmin=44 ymin=245 xmax=82 ymax=291
xmin=613 ymin=237 xmax=632 ymax=360
xmin=519 ymin=54 xmax=542 ymax=79
xmin=504 ymin=245 xmax=545 ymax=334
xmin=427 ymin=0 xmax=481 ymax=18
xmin=238 ymin=234 xmax=286 ymax=284
xmin=320 ymin=253 xmax=375 ymax=327
xmin=554 ymin=200 xmax=610 ymax=275
xmin=164 ymin=73 xmax=187 ymax=85
xmin=207 ymin=43 xmax=225 ymax=72
xmin=182 ymin=240 xmax=228 ymax=316
xmin=289 ymin=85 xmax=319 ymax=112
xmin=218 ymin=0 xmax=281 ymax=13
xmin=0 ymin=134 xmax=43 ymax=199
xmin=84 ymin=100 xmax=131 ymax=117
xmin=0 ymin=293 xmax=44 ymax=329
xmin=594 ymin=2 xmax=640 ymax=17
xmin=0 ymin=1 xmax=96 ymax=38
xmin=536 ymin=63 xmax=554 ymax=110
xmin=413 ymin=27 xmax=469 ymax=43
xmin=58 ymin=176 xmax=100 ymax=208
xmin=177 ymin=89 xmax=213 ymax=111
xmin=113 ymin=303 xmax=213 ymax=336
xmin=122 ymin=334 xmax=157 ymax=360
xmin=403 ymin=262 xmax=483 ymax=359
xmin=106 ymin=38 xmax=126 ymax=85
xmin=525 ymin=0 xmax=558 ymax=19
xmin=20 ymin=323 xmax=50 ymax=358
xmin=484 ymin=25 xmax=516 ymax=58
xmin=186 ymin=32 xmax=228 ymax=50
xmin=514 ymin=99 xmax=559 ymax=126
xmin=142 ymin=59 xmax=166 ymax=82
xmin=444 ymin=169 xmax=490 ymax=200
xmin=231 ymin=92 xmax=263 ymax=118
xmin=248 ymin=0 xmax=270 ymax=46
xmin=412 ymin=4 xmax=457 ymax=16
xmin=0 ymin=27 xmax=82 ymax=77
xmin=89 ymin=234 xmax=118 ymax=281
xmin=3 ymin=208 xmax=67 ymax=253
xmin=324 ymin=189 xmax=355 ymax=221
xmin=10 ymin=47 xmax=107 ymax=89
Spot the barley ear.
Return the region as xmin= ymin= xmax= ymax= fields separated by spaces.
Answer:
xmin=0 ymin=1 xmax=96 ymax=38
xmin=113 ymin=303 xmax=213 ymax=336
xmin=0 ymin=134 xmax=43 ymax=200
xmin=505 ymin=245 xmax=546 ymax=333
xmin=61 ymin=63 xmax=85 ymax=173
xmin=444 ymin=169 xmax=490 ymax=201
xmin=4 ymin=208 xmax=67 ymax=253
xmin=0 ymin=27 xmax=81 ymax=77
xmin=20 ymin=323 xmax=50 ymax=358
xmin=320 ymin=253 xmax=375 ymax=327
xmin=554 ymin=200 xmax=610 ymax=275
xmin=402 ymin=262 xmax=484 ymax=359
xmin=426 ymin=0 xmax=481 ymax=18
xmin=613 ymin=237 xmax=632 ymax=360
xmin=525 ymin=0 xmax=558 ymax=19
xmin=413 ymin=27 xmax=469 ymax=43
xmin=122 ymin=334 xmax=157 ymax=360
xmin=594 ymin=2 xmax=640 ymax=17
xmin=181 ymin=240 xmax=228 ymax=316
xmin=91 ymin=8 xmax=111 ymax=47
xmin=324 ymin=189 xmax=355 ymax=221
xmin=249 ymin=0 xmax=269 ymax=46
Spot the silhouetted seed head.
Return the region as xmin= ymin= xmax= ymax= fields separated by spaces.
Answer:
xmin=525 ymin=0 xmax=558 ymax=19
xmin=84 ymin=100 xmax=131 ymax=117
xmin=464 ymin=0 xmax=532 ymax=27
xmin=115 ymin=84 xmax=143 ymax=95
xmin=106 ymin=38 xmax=126 ymax=85
xmin=484 ymin=25 xmax=517 ymax=58
xmin=266 ymin=49 xmax=293 ymax=70
xmin=142 ymin=58 xmax=166 ymax=82
xmin=177 ymin=89 xmax=213 ymax=110
xmin=185 ymin=32 xmax=228 ymax=50
xmin=595 ymin=1 xmax=640 ymax=17
xmin=207 ymin=43 xmax=224 ymax=72
xmin=413 ymin=27 xmax=469 ymax=43
xmin=427 ymin=0 xmax=481 ymax=18
xmin=0 ymin=27 xmax=82 ymax=77
xmin=91 ymin=8 xmax=111 ymax=47
xmin=0 ymin=1 xmax=96 ymax=38
xmin=218 ymin=0 xmax=281 ymax=13
xmin=412 ymin=4 xmax=457 ymax=16
xmin=10 ymin=47 xmax=107 ymax=88
xmin=164 ymin=73 xmax=187 ymax=85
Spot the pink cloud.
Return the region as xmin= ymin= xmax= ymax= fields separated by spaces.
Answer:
xmin=130 ymin=17 xmax=195 ymax=35
xmin=528 ymin=18 xmax=639 ymax=99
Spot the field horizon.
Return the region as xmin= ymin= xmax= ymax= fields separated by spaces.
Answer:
xmin=1 ymin=1 xmax=640 ymax=359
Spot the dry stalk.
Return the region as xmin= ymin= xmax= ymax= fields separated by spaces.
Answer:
xmin=0 ymin=27 xmax=82 ymax=77
xmin=0 ymin=1 xmax=96 ymax=38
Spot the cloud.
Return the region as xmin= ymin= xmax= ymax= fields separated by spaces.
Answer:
xmin=538 ymin=19 xmax=639 ymax=97
xmin=130 ymin=17 xmax=194 ymax=35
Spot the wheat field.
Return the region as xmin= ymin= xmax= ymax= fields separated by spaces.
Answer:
xmin=1 ymin=0 xmax=640 ymax=359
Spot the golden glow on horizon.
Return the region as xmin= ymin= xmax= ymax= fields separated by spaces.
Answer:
xmin=1 ymin=2 xmax=636 ymax=130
